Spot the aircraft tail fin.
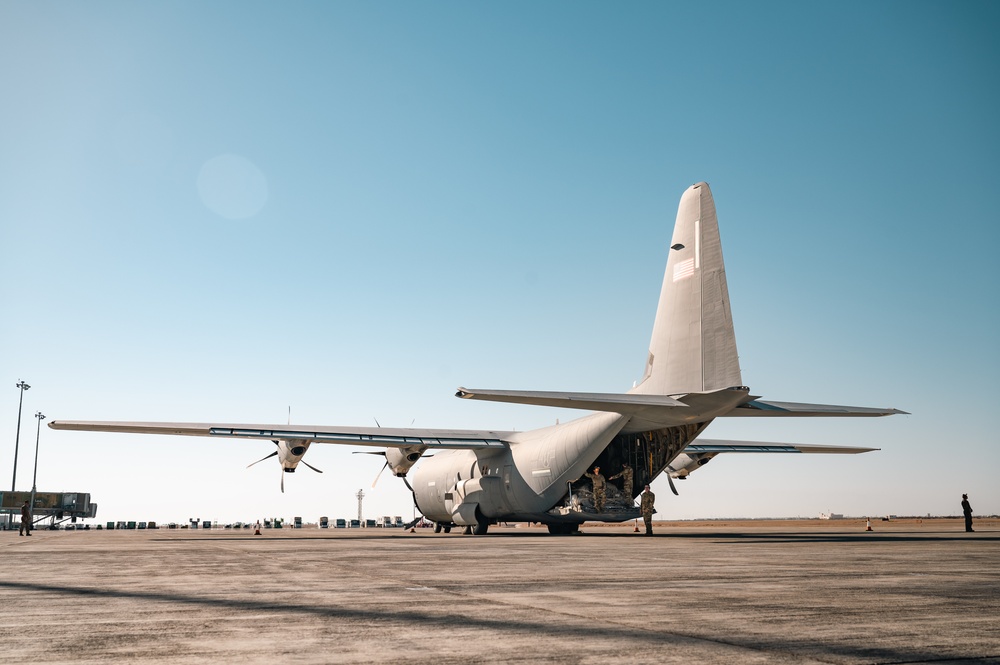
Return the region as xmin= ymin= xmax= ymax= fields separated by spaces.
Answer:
xmin=633 ymin=182 xmax=742 ymax=396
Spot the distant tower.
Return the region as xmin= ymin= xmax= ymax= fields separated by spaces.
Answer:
xmin=356 ymin=489 xmax=365 ymax=522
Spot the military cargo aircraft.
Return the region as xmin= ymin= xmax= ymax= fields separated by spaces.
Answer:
xmin=50 ymin=182 xmax=905 ymax=534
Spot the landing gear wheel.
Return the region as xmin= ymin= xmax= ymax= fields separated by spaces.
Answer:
xmin=443 ymin=526 xmax=451 ymax=534
xmin=473 ymin=519 xmax=489 ymax=536
xmin=547 ymin=523 xmax=579 ymax=535
xmin=463 ymin=525 xmax=473 ymax=535
xmin=434 ymin=523 xmax=442 ymax=534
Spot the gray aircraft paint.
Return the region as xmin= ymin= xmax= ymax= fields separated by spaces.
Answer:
xmin=49 ymin=182 xmax=905 ymax=534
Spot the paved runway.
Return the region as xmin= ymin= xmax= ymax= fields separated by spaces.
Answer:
xmin=3 ymin=521 xmax=998 ymax=664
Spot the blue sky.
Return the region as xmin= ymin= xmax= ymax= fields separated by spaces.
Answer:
xmin=2 ymin=2 xmax=997 ymax=524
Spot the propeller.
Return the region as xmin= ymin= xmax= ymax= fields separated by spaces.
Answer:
xmin=666 ymin=473 xmax=679 ymax=496
xmin=371 ymin=460 xmax=389 ymax=488
xmin=247 ymin=450 xmax=278 ymax=468
xmin=351 ymin=450 xmax=389 ymax=487
xmin=247 ymin=441 xmax=280 ymax=469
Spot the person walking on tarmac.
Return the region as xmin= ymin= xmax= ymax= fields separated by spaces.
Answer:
xmin=19 ymin=500 xmax=31 ymax=536
xmin=962 ymin=493 xmax=974 ymax=532
xmin=640 ymin=485 xmax=656 ymax=535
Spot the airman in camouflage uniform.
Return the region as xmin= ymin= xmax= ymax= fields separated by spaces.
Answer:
xmin=583 ymin=466 xmax=607 ymax=513
xmin=640 ymin=485 xmax=655 ymax=535
xmin=19 ymin=500 xmax=31 ymax=536
xmin=609 ymin=462 xmax=634 ymax=502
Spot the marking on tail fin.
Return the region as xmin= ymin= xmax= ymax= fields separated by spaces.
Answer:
xmin=673 ymin=258 xmax=695 ymax=282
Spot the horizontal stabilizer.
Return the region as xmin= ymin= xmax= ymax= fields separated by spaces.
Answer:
xmin=455 ymin=387 xmax=687 ymax=413
xmin=724 ymin=400 xmax=907 ymax=417
xmin=48 ymin=420 xmax=512 ymax=450
xmin=686 ymin=439 xmax=878 ymax=454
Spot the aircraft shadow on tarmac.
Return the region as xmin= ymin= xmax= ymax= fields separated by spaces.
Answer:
xmin=0 ymin=579 xmax=970 ymax=663
xmin=155 ymin=531 xmax=998 ymax=544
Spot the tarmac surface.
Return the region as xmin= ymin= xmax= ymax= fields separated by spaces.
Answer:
xmin=2 ymin=519 xmax=998 ymax=664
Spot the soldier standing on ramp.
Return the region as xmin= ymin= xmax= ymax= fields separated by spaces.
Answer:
xmin=640 ymin=485 xmax=655 ymax=535
xmin=609 ymin=462 xmax=634 ymax=503
xmin=583 ymin=466 xmax=607 ymax=513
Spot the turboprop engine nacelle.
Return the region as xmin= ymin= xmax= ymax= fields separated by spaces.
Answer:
xmin=667 ymin=452 xmax=715 ymax=479
xmin=278 ymin=439 xmax=312 ymax=471
xmin=385 ymin=445 xmax=427 ymax=477
xmin=247 ymin=439 xmax=322 ymax=493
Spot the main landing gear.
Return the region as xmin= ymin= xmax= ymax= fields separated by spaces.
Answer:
xmin=433 ymin=512 xmax=490 ymax=535
xmin=547 ymin=523 xmax=580 ymax=535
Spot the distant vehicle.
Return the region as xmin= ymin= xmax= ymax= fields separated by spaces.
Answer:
xmin=202 ymin=520 xmax=211 ymax=529
xmin=126 ymin=521 xmax=137 ymax=530
xmin=335 ymin=518 xmax=346 ymax=528
xmin=394 ymin=516 xmax=403 ymax=527
xmin=365 ymin=519 xmax=377 ymax=528
xmin=147 ymin=521 xmax=157 ymax=529
xmin=349 ymin=519 xmax=360 ymax=528
xmin=106 ymin=522 xmax=115 ymax=530
xmin=138 ymin=522 xmax=147 ymax=529
xmin=168 ymin=523 xmax=178 ymax=529
xmin=293 ymin=516 xmax=303 ymax=528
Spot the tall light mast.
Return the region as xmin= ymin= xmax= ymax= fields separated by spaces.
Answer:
xmin=356 ymin=489 xmax=365 ymax=523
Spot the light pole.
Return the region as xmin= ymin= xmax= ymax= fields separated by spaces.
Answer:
xmin=9 ymin=380 xmax=30 ymax=529
xmin=11 ymin=380 xmax=30 ymax=491
xmin=29 ymin=412 xmax=45 ymax=522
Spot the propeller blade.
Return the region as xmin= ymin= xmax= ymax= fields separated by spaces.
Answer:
xmin=667 ymin=473 xmax=679 ymax=496
xmin=301 ymin=460 xmax=323 ymax=474
xmin=281 ymin=469 xmax=285 ymax=494
xmin=247 ymin=451 xmax=278 ymax=469
xmin=371 ymin=461 xmax=389 ymax=488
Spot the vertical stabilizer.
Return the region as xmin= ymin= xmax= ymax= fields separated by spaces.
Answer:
xmin=633 ymin=182 xmax=741 ymax=396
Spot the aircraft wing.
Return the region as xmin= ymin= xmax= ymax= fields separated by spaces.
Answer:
xmin=47 ymin=420 xmax=513 ymax=450
xmin=723 ymin=399 xmax=907 ymax=417
xmin=685 ymin=439 xmax=878 ymax=454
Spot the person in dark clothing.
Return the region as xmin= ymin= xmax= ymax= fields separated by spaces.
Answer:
xmin=961 ymin=493 xmax=974 ymax=532
xmin=640 ymin=485 xmax=656 ymax=535
xmin=19 ymin=500 xmax=31 ymax=536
